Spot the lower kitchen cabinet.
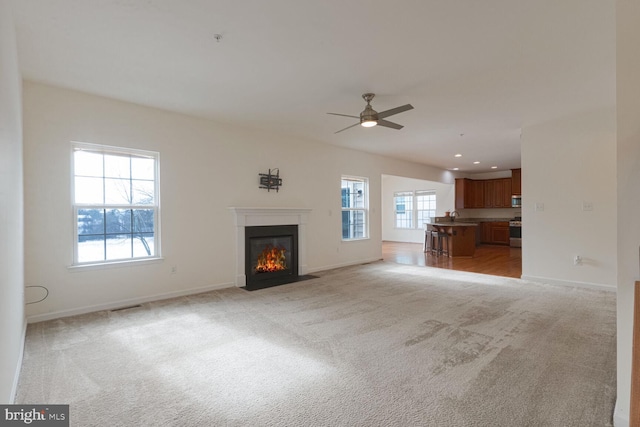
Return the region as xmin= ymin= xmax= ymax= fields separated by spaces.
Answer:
xmin=480 ymin=221 xmax=510 ymax=245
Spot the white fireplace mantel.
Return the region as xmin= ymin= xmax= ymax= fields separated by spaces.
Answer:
xmin=229 ymin=207 xmax=311 ymax=287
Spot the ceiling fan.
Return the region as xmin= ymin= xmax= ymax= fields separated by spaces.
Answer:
xmin=327 ymin=93 xmax=414 ymax=134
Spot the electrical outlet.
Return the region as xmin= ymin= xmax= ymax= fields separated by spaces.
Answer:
xmin=535 ymin=202 xmax=545 ymax=212
xmin=171 ymin=266 xmax=178 ymax=274
xmin=573 ymin=255 xmax=582 ymax=266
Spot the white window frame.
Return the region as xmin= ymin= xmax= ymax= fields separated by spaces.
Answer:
xmin=394 ymin=191 xmax=414 ymax=229
xmin=415 ymin=190 xmax=437 ymax=228
xmin=71 ymin=142 xmax=161 ymax=266
xmin=341 ymin=176 xmax=369 ymax=241
xmin=394 ymin=190 xmax=436 ymax=229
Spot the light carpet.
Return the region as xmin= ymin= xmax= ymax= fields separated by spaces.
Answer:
xmin=17 ymin=262 xmax=617 ymax=426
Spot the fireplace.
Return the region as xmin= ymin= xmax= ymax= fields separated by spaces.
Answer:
xmin=229 ymin=207 xmax=311 ymax=290
xmin=245 ymin=225 xmax=298 ymax=290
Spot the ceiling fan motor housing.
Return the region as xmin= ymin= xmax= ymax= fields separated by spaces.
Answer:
xmin=360 ymin=105 xmax=378 ymax=124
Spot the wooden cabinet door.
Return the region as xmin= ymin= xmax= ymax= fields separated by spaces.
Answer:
xmin=511 ymin=169 xmax=522 ymax=195
xmin=491 ymin=222 xmax=510 ymax=245
xmin=501 ymin=178 xmax=512 ymax=207
xmin=483 ymin=180 xmax=494 ymax=208
xmin=481 ymin=222 xmax=492 ymax=243
xmin=492 ymin=179 xmax=504 ymax=207
xmin=472 ymin=180 xmax=484 ymax=208
xmin=455 ymin=178 xmax=467 ymax=209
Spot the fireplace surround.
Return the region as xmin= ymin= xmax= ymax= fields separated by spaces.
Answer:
xmin=229 ymin=207 xmax=311 ymax=289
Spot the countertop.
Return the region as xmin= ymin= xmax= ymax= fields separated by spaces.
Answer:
xmin=428 ymin=222 xmax=478 ymax=227
xmin=464 ymin=217 xmax=513 ymax=222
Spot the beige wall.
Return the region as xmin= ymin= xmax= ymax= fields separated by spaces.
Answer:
xmin=520 ymin=108 xmax=617 ymax=290
xmin=0 ymin=0 xmax=25 ymax=403
xmin=22 ymin=82 xmax=454 ymax=321
xmin=615 ymin=1 xmax=640 ymax=424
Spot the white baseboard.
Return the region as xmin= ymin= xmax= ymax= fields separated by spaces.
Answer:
xmin=10 ymin=320 xmax=27 ymax=403
xmin=307 ymin=257 xmax=383 ymax=274
xmin=613 ymin=399 xmax=628 ymax=427
xmin=26 ymin=281 xmax=234 ymax=324
xmin=520 ymin=275 xmax=616 ymax=292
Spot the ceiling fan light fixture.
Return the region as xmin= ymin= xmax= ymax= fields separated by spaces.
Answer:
xmin=360 ymin=104 xmax=378 ymax=127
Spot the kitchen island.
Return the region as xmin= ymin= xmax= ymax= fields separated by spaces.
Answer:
xmin=430 ymin=222 xmax=478 ymax=258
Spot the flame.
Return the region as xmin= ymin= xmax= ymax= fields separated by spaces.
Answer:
xmin=255 ymin=244 xmax=287 ymax=273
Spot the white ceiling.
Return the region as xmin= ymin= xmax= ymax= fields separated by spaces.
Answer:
xmin=10 ymin=0 xmax=615 ymax=173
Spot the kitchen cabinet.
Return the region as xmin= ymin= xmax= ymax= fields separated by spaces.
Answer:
xmin=489 ymin=179 xmax=511 ymax=208
xmin=488 ymin=179 xmax=512 ymax=208
xmin=490 ymin=221 xmax=510 ymax=245
xmin=455 ymin=179 xmax=475 ymax=209
xmin=511 ymin=168 xmax=522 ymax=195
xmin=455 ymin=178 xmax=493 ymax=209
xmin=471 ymin=180 xmax=485 ymax=208
xmin=456 ymin=177 xmax=512 ymax=209
xmin=480 ymin=221 xmax=510 ymax=245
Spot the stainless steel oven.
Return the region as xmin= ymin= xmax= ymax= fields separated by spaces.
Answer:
xmin=509 ymin=219 xmax=521 ymax=247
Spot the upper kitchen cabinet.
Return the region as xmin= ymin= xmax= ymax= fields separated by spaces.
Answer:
xmin=484 ymin=178 xmax=511 ymax=208
xmin=455 ymin=178 xmax=472 ymax=209
xmin=455 ymin=177 xmax=512 ymax=209
xmin=455 ymin=178 xmax=485 ymax=209
xmin=511 ymin=168 xmax=522 ymax=195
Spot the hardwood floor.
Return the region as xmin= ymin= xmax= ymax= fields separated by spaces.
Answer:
xmin=382 ymin=241 xmax=522 ymax=279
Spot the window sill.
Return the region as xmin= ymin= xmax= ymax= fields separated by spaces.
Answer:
xmin=68 ymin=257 xmax=164 ymax=272
xmin=341 ymin=237 xmax=370 ymax=242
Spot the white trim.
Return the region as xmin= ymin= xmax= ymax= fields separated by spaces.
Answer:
xmin=67 ymin=256 xmax=164 ymax=271
xmin=228 ymin=207 xmax=311 ymax=287
xmin=26 ymin=281 xmax=233 ymax=324
xmin=307 ymin=257 xmax=382 ymax=273
xmin=10 ymin=321 xmax=27 ymax=403
xmin=613 ymin=400 xmax=628 ymax=427
xmin=520 ymin=275 xmax=617 ymax=292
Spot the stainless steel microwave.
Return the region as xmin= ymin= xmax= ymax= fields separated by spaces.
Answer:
xmin=511 ymin=195 xmax=522 ymax=208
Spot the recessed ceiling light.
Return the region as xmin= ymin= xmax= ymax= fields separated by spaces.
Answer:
xmin=454 ymin=154 xmax=462 ymax=158
xmin=453 ymin=167 xmax=459 ymax=171
xmin=473 ymin=161 xmax=480 ymax=164
xmin=491 ymin=166 xmax=498 ymax=169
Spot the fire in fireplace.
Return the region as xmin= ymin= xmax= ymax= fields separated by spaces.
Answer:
xmin=245 ymin=225 xmax=298 ymax=290
xmin=255 ymin=244 xmax=288 ymax=273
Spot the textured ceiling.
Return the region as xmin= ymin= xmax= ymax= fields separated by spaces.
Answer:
xmin=10 ymin=0 xmax=615 ymax=173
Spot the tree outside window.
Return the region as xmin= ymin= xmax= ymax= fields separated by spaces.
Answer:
xmin=73 ymin=142 xmax=160 ymax=265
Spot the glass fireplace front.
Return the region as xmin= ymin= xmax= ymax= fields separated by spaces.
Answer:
xmin=245 ymin=225 xmax=298 ymax=290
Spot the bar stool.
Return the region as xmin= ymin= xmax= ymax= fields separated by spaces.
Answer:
xmin=424 ymin=225 xmax=436 ymax=253
xmin=432 ymin=227 xmax=449 ymax=256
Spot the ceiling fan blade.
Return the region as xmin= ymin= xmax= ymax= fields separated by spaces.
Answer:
xmin=334 ymin=122 xmax=360 ymax=134
xmin=377 ymin=104 xmax=414 ymax=119
xmin=377 ymin=119 xmax=404 ymax=130
xmin=327 ymin=112 xmax=360 ymax=119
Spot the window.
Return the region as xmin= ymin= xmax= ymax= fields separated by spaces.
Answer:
xmin=416 ymin=190 xmax=437 ymax=227
xmin=341 ymin=176 xmax=368 ymax=240
xmin=394 ymin=190 xmax=436 ymax=228
xmin=72 ymin=142 xmax=160 ymax=265
xmin=394 ymin=191 xmax=413 ymax=228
